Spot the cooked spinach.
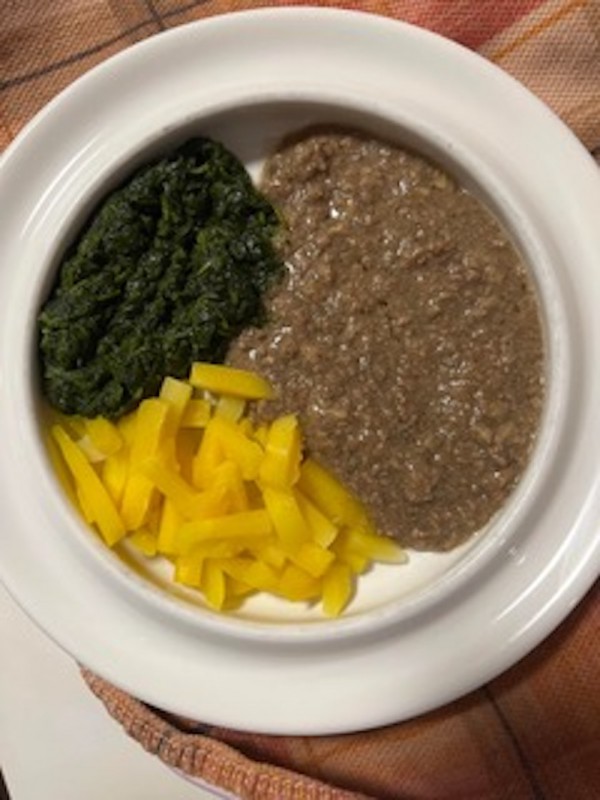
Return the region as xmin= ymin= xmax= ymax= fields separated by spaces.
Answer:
xmin=38 ymin=138 xmax=283 ymax=418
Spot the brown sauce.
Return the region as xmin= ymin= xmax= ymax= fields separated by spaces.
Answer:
xmin=227 ymin=130 xmax=545 ymax=551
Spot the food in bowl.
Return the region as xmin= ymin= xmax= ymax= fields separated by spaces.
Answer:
xmin=49 ymin=362 xmax=406 ymax=616
xmin=37 ymin=138 xmax=283 ymax=419
xmin=38 ymin=124 xmax=545 ymax=616
xmin=230 ymin=128 xmax=545 ymax=550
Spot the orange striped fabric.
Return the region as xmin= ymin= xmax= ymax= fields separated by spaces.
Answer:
xmin=3 ymin=2 xmax=600 ymax=798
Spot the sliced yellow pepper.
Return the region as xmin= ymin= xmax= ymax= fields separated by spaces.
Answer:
xmin=344 ymin=527 xmax=408 ymax=564
xmin=189 ymin=362 xmax=274 ymax=400
xmin=101 ymin=452 xmax=128 ymax=506
xmin=159 ymin=376 xmax=192 ymax=424
xmin=175 ymin=552 xmax=204 ymax=588
xmin=140 ymin=457 xmax=224 ymax=520
xmin=120 ymin=399 xmax=170 ymax=530
xmin=175 ymin=509 xmax=272 ymax=554
xmin=290 ymin=541 xmax=335 ymax=579
xmin=51 ymin=425 xmax=125 ymax=546
xmin=277 ymin=564 xmax=321 ymax=602
xmin=259 ymin=414 xmax=302 ymax=490
xmin=191 ymin=419 xmax=224 ymax=489
xmin=83 ymin=417 xmax=123 ymax=458
xmin=181 ymin=398 xmax=212 ymax=428
xmin=295 ymin=490 xmax=339 ymax=548
xmin=298 ymin=458 xmax=366 ymax=527
xmin=262 ymin=487 xmax=310 ymax=551
xmin=129 ymin=528 xmax=158 ymax=557
xmin=201 ymin=560 xmax=227 ymax=609
xmin=157 ymin=498 xmax=183 ymax=555
xmin=215 ymin=395 xmax=246 ymax=423
xmin=209 ymin=417 xmax=263 ymax=481
xmin=211 ymin=460 xmax=249 ymax=513
xmin=322 ymin=563 xmax=353 ymax=617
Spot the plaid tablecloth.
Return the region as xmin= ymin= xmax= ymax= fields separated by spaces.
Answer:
xmin=2 ymin=2 xmax=600 ymax=799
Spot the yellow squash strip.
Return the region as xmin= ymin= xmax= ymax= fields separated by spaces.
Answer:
xmin=159 ymin=376 xmax=193 ymax=468
xmin=215 ymin=394 xmax=246 ymax=423
xmin=52 ymin=425 xmax=125 ymax=546
xmin=129 ymin=528 xmax=158 ymax=558
xmin=175 ymin=553 xmax=204 ymax=588
xmin=208 ymin=417 xmax=263 ymax=481
xmin=344 ymin=527 xmax=409 ymax=564
xmin=191 ymin=420 xmax=224 ymax=488
xmin=101 ymin=452 xmax=128 ymax=506
xmin=50 ymin=361 xmax=408 ymax=616
xmin=174 ymin=509 xmax=272 ymax=554
xmin=181 ymin=398 xmax=212 ymax=428
xmin=45 ymin=431 xmax=78 ymax=508
xmin=201 ymin=560 xmax=227 ymax=609
xmin=322 ymin=563 xmax=353 ymax=617
xmin=189 ymin=362 xmax=275 ymax=399
xmin=76 ymin=485 xmax=96 ymax=524
xmin=290 ymin=541 xmax=335 ymax=579
xmin=120 ymin=399 xmax=170 ymax=530
xmin=157 ymin=498 xmax=183 ymax=555
xmin=295 ymin=490 xmax=339 ymax=549
xmin=159 ymin=376 xmax=193 ymax=424
xmin=278 ymin=564 xmax=321 ymax=602
xmin=262 ymin=487 xmax=310 ymax=551
xmin=139 ymin=457 xmax=223 ymax=520
xmin=211 ymin=461 xmax=249 ymax=513
xmin=259 ymin=414 xmax=302 ymax=490
xmin=298 ymin=458 xmax=367 ymax=528
xmin=83 ymin=417 xmax=123 ymax=458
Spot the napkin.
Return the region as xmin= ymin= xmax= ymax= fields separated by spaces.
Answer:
xmin=2 ymin=2 xmax=600 ymax=798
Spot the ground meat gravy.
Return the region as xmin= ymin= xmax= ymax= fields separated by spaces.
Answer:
xmin=228 ymin=130 xmax=545 ymax=551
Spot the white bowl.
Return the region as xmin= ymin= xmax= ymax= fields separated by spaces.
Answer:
xmin=1 ymin=9 xmax=599 ymax=734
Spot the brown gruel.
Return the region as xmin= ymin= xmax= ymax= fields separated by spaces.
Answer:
xmin=228 ymin=130 xmax=545 ymax=551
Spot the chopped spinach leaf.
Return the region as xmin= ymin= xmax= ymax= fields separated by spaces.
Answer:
xmin=38 ymin=138 xmax=283 ymax=418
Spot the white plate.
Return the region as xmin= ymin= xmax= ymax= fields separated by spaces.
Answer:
xmin=1 ymin=9 xmax=599 ymax=735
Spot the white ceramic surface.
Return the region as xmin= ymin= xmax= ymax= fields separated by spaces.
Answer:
xmin=0 ymin=583 xmax=216 ymax=800
xmin=0 ymin=9 xmax=599 ymax=734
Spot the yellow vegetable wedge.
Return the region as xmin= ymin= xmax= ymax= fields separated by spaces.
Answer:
xmin=159 ymin=376 xmax=193 ymax=424
xmin=120 ymin=398 xmax=170 ymax=530
xmin=175 ymin=553 xmax=204 ymax=588
xmin=189 ymin=362 xmax=274 ymax=399
xmin=201 ymin=560 xmax=227 ymax=609
xmin=290 ymin=541 xmax=335 ymax=579
xmin=259 ymin=414 xmax=302 ymax=490
xmin=344 ymin=527 xmax=408 ymax=564
xmin=83 ymin=417 xmax=123 ymax=458
xmin=139 ymin=457 xmax=223 ymax=520
xmin=129 ymin=528 xmax=158 ymax=557
xmin=174 ymin=509 xmax=272 ymax=554
xmin=181 ymin=398 xmax=212 ymax=428
xmin=208 ymin=417 xmax=263 ymax=481
xmin=191 ymin=419 xmax=224 ymax=488
xmin=322 ymin=563 xmax=353 ymax=617
xmin=278 ymin=564 xmax=321 ymax=602
xmin=298 ymin=458 xmax=366 ymax=527
xmin=51 ymin=425 xmax=125 ymax=547
xmin=215 ymin=394 xmax=246 ymax=423
xmin=157 ymin=499 xmax=182 ymax=555
xmin=101 ymin=452 xmax=128 ymax=506
xmin=262 ymin=487 xmax=310 ymax=551
xmin=295 ymin=490 xmax=339 ymax=548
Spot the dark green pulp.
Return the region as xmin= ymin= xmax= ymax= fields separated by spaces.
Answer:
xmin=38 ymin=138 xmax=283 ymax=419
